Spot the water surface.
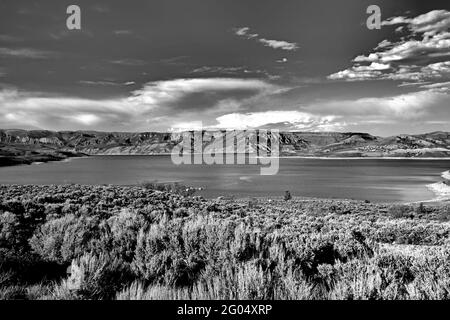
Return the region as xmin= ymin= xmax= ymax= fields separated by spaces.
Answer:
xmin=0 ymin=156 xmax=448 ymax=203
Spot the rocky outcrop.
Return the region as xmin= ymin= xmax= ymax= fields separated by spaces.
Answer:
xmin=1 ymin=129 xmax=450 ymax=160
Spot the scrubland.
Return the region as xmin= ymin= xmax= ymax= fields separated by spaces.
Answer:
xmin=1 ymin=184 xmax=449 ymax=300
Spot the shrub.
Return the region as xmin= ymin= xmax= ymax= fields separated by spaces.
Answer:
xmin=234 ymin=262 xmax=273 ymax=299
xmin=40 ymin=280 xmax=78 ymax=300
xmin=274 ymin=268 xmax=312 ymax=300
xmin=63 ymin=253 xmax=134 ymax=300
xmin=30 ymin=215 xmax=103 ymax=263
xmin=2 ymin=184 xmax=450 ymax=300
xmin=117 ymin=282 xmax=192 ymax=300
xmin=104 ymin=209 xmax=147 ymax=263
xmin=0 ymin=200 xmax=46 ymax=252
xmin=407 ymin=254 xmax=450 ymax=299
xmin=0 ymin=211 xmax=23 ymax=250
xmin=328 ymin=259 xmax=383 ymax=300
xmin=132 ymin=223 xmax=206 ymax=287
xmin=119 ymin=262 xmax=275 ymax=300
xmin=388 ymin=205 xmax=413 ymax=219
xmin=24 ymin=284 xmax=51 ymax=300
xmin=0 ymin=285 xmax=27 ymax=300
xmin=284 ymin=191 xmax=292 ymax=201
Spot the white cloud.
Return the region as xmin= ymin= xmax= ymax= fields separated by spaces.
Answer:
xmin=424 ymin=61 xmax=450 ymax=73
xmin=71 ymin=114 xmax=101 ymax=125
xmin=79 ymin=80 xmax=137 ymax=87
xmin=331 ymin=61 xmax=449 ymax=82
xmin=79 ymin=80 xmax=120 ymax=86
xmin=382 ymin=10 xmax=450 ymax=35
xmin=375 ymin=40 xmax=392 ymax=49
xmin=234 ymin=27 xmax=298 ymax=51
xmin=0 ymin=89 xmax=135 ymax=130
xmin=259 ymin=39 xmax=298 ymax=51
xmin=191 ymin=66 xmax=245 ymax=74
xmin=387 ymin=61 xmax=450 ymax=81
xmin=355 ymin=62 xmax=391 ymax=71
xmin=329 ymin=62 xmax=391 ymax=80
xmin=169 ymin=121 xmax=205 ymax=131
xmin=328 ymin=69 xmax=382 ymax=81
xmin=205 ymin=111 xmax=339 ymax=130
xmin=359 ymin=32 xmax=450 ymax=63
xmin=109 ymin=59 xmax=147 ymax=66
xmin=419 ymin=81 xmax=450 ymax=92
xmin=328 ymin=10 xmax=450 ymax=82
xmin=306 ymin=89 xmax=450 ymax=121
xmin=234 ymin=27 xmax=258 ymax=38
xmin=0 ymin=78 xmax=284 ymax=131
xmin=0 ymin=47 xmax=57 ymax=59
xmin=1 ymin=73 xmax=448 ymax=133
xmin=129 ymin=78 xmax=279 ymax=107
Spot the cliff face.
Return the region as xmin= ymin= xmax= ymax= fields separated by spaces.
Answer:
xmin=1 ymin=129 xmax=450 ymax=160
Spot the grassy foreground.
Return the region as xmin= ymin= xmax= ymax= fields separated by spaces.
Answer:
xmin=1 ymin=184 xmax=450 ymax=300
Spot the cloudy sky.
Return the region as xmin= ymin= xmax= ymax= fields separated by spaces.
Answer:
xmin=0 ymin=0 xmax=449 ymax=135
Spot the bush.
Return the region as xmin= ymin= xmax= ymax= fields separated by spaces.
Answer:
xmin=2 ymin=184 xmax=450 ymax=300
xmin=0 ymin=211 xmax=23 ymax=250
xmin=388 ymin=205 xmax=413 ymax=219
xmin=29 ymin=215 xmax=103 ymax=264
xmin=0 ymin=200 xmax=46 ymax=252
xmin=132 ymin=223 xmax=206 ymax=287
xmin=0 ymin=285 xmax=27 ymax=300
xmin=62 ymin=253 xmax=134 ymax=300
xmin=118 ymin=262 xmax=274 ymax=300
xmin=284 ymin=191 xmax=292 ymax=201
xmin=104 ymin=209 xmax=147 ymax=263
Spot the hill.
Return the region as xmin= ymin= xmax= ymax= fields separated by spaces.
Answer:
xmin=1 ymin=129 xmax=449 ymax=166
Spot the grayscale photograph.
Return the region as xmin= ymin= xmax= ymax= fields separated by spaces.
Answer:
xmin=0 ymin=0 xmax=449 ymax=308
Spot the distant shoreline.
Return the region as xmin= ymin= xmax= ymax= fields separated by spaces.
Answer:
xmin=89 ymin=153 xmax=450 ymax=160
xmin=0 ymin=152 xmax=84 ymax=168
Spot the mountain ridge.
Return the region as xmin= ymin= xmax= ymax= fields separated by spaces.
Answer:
xmin=1 ymin=129 xmax=450 ymax=166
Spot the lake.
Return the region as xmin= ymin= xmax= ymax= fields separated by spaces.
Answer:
xmin=0 ymin=155 xmax=449 ymax=203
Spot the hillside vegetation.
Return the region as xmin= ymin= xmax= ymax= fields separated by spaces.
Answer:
xmin=1 ymin=130 xmax=449 ymax=164
xmin=1 ymin=184 xmax=450 ymax=300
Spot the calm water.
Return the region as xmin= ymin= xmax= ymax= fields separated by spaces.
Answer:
xmin=0 ymin=156 xmax=449 ymax=203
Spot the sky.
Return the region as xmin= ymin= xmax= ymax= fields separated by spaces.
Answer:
xmin=0 ymin=0 xmax=449 ymax=136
